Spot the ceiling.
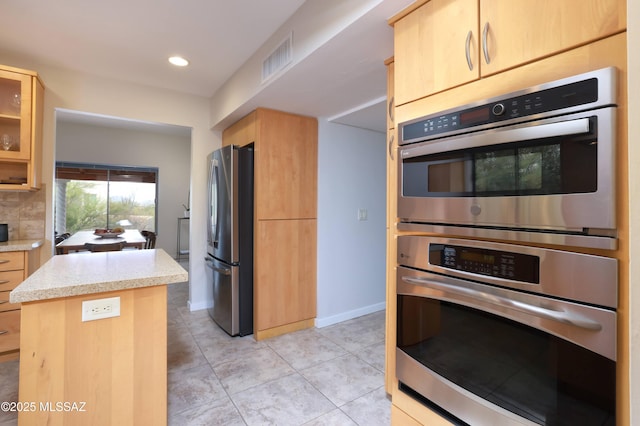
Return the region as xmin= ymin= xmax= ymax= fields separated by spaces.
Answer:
xmin=0 ymin=0 xmax=410 ymax=134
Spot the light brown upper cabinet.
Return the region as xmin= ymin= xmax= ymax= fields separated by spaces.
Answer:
xmin=385 ymin=58 xmax=397 ymax=230
xmin=386 ymin=57 xmax=395 ymax=132
xmin=0 ymin=65 xmax=44 ymax=191
xmin=392 ymin=0 xmax=626 ymax=106
xmin=253 ymin=109 xmax=317 ymax=221
xmin=222 ymin=108 xmax=317 ymax=221
xmin=393 ymin=0 xmax=478 ymax=107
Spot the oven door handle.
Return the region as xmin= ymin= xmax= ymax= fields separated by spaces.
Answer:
xmin=501 ymin=116 xmax=592 ymax=144
xmin=402 ymin=275 xmax=603 ymax=331
xmin=402 ymin=116 xmax=592 ymax=157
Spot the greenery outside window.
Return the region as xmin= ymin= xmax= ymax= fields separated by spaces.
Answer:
xmin=55 ymin=162 xmax=158 ymax=235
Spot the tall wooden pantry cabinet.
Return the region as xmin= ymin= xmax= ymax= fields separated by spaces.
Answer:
xmin=223 ymin=108 xmax=318 ymax=340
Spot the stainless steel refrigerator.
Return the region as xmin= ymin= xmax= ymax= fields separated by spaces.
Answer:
xmin=205 ymin=144 xmax=253 ymax=336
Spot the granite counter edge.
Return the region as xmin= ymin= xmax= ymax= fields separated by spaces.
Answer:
xmin=10 ymin=272 xmax=189 ymax=304
xmin=0 ymin=239 xmax=44 ymax=252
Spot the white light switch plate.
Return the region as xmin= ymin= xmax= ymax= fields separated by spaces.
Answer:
xmin=82 ymin=297 xmax=121 ymax=322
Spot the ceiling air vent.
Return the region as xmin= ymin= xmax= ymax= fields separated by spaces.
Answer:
xmin=262 ymin=33 xmax=293 ymax=83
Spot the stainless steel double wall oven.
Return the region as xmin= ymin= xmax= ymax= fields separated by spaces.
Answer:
xmin=395 ymin=68 xmax=619 ymax=425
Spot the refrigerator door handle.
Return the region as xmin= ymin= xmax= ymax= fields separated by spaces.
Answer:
xmin=204 ymin=257 xmax=232 ymax=275
xmin=209 ymin=158 xmax=220 ymax=247
xmin=207 ymin=157 xmax=214 ymax=246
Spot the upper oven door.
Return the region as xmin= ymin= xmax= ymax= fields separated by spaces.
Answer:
xmin=398 ymin=108 xmax=616 ymax=233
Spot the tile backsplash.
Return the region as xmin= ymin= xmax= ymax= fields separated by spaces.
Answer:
xmin=0 ymin=184 xmax=46 ymax=240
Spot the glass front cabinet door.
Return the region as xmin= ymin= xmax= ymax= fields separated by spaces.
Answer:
xmin=0 ymin=65 xmax=44 ymax=190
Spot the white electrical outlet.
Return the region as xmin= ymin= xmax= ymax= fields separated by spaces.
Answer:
xmin=358 ymin=208 xmax=368 ymax=221
xmin=82 ymin=297 xmax=121 ymax=322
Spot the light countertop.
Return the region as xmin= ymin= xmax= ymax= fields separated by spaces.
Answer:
xmin=0 ymin=239 xmax=43 ymax=252
xmin=10 ymin=248 xmax=188 ymax=303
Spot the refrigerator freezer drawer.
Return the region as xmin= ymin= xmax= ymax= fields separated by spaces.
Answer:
xmin=206 ymin=256 xmax=239 ymax=336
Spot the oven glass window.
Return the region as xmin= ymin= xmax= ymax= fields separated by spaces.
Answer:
xmin=402 ymin=118 xmax=596 ymax=197
xmin=397 ymin=295 xmax=615 ymax=425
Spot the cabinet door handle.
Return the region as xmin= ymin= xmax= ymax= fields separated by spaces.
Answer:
xmin=0 ymin=330 xmax=8 ymax=336
xmin=0 ymin=300 xmax=8 ymax=305
xmin=465 ymin=30 xmax=473 ymax=71
xmin=0 ymin=280 xmax=8 ymax=285
xmin=388 ymin=133 xmax=395 ymax=161
xmin=388 ymin=96 xmax=394 ymax=123
xmin=482 ymin=22 xmax=491 ymax=64
xmin=0 ymin=259 xmax=10 ymax=264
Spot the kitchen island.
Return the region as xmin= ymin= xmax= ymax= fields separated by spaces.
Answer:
xmin=10 ymin=249 xmax=188 ymax=426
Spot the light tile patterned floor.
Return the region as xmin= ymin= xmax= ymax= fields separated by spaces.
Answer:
xmin=166 ymin=282 xmax=389 ymax=425
xmin=0 ymin=278 xmax=389 ymax=425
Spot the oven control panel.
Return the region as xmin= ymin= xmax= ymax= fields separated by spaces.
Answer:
xmin=401 ymin=73 xmax=602 ymax=145
xmin=429 ymin=244 xmax=540 ymax=284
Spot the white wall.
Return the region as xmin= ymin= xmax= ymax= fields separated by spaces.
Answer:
xmin=55 ymin=121 xmax=191 ymax=256
xmin=209 ymin=0 xmax=386 ymax=130
xmin=0 ymin=54 xmax=217 ymax=312
xmin=316 ymin=119 xmax=386 ymax=327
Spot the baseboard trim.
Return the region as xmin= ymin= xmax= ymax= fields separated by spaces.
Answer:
xmin=186 ymin=301 xmax=387 ymax=330
xmin=187 ymin=300 xmax=211 ymax=312
xmin=315 ymin=302 xmax=386 ymax=328
xmin=255 ymin=318 xmax=315 ymax=341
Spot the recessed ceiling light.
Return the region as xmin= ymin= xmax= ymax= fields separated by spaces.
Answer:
xmin=169 ymin=56 xmax=189 ymax=67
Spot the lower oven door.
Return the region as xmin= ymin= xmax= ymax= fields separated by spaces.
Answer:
xmin=396 ymin=267 xmax=616 ymax=426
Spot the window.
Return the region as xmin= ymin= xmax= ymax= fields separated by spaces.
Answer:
xmin=55 ymin=162 xmax=158 ymax=235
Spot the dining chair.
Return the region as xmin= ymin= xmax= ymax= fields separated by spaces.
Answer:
xmin=55 ymin=232 xmax=72 ymax=255
xmin=54 ymin=232 xmax=71 ymax=245
xmin=141 ymin=231 xmax=156 ymax=249
xmin=84 ymin=241 xmax=125 ymax=252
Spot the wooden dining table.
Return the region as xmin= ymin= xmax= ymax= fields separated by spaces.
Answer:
xmin=56 ymin=229 xmax=147 ymax=254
